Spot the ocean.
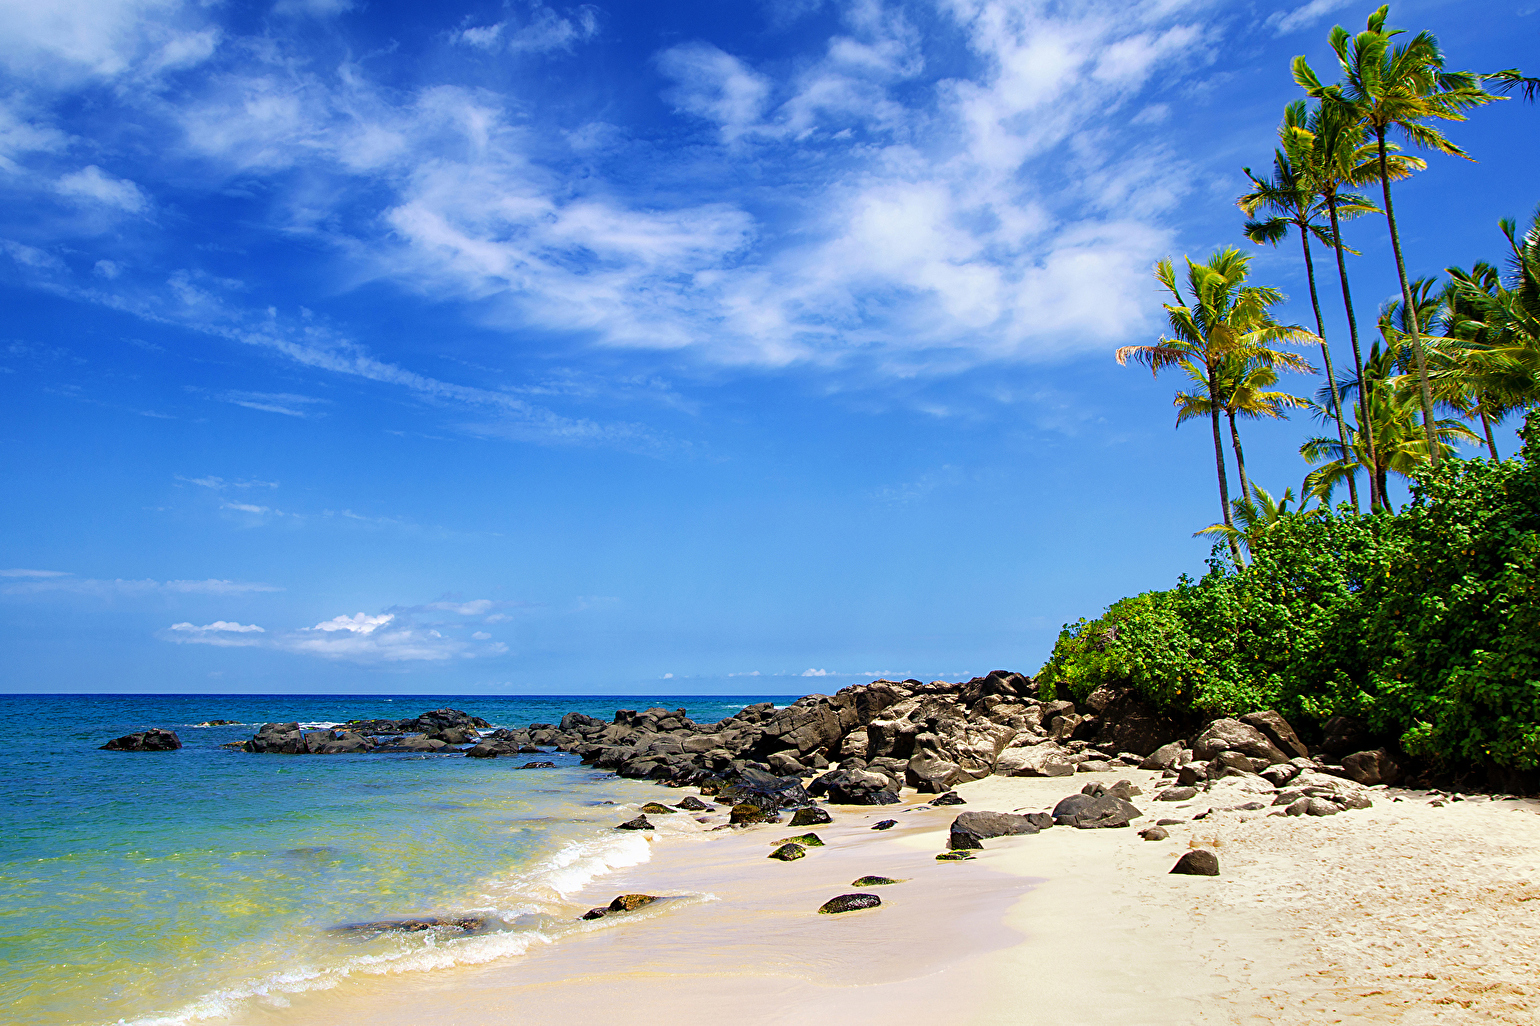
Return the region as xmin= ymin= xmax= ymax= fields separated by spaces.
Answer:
xmin=0 ymin=693 xmax=792 ymax=1026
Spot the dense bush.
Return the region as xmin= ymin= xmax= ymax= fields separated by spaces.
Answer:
xmin=1038 ymin=413 xmax=1540 ymax=773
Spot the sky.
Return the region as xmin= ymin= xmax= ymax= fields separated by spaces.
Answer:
xmin=1 ymin=0 xmax=1535 ymax=695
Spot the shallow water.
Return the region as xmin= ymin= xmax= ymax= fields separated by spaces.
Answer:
xmin=0 ymin=694 xmax=788 ymax=1026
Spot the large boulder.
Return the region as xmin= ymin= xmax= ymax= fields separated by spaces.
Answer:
xmin=1090 ymin=688 xmax=1185 ymax=756
xmin=1340 ymin=748 xmax=1400 ymax=786
xmin=948 ymin=811 xmax=1041 ymax=849
xmin=811 ymin=767 xmax=900 ymax=805
xmin=905 ymin=750 xmax=965 ymax=793
xmin=413 ymin=708 xmax=490 ymax=733
xmin=1051 ymin=793 xmax=1143 ymax=829
xmin=717 ymin=767 xmax=813 ymax=810
xmin=1239 ymin=710 xmax=1309 ymax=759
xmin=1138 ymin=741 xmax=1185 ymax=771
xmin=1191 ymin=719 xmax=1287 ymax=765
xmin=994 ymin=742 xmax=1075 ymax=777
xmin=100 ymin=728 xmax=181 ymax=752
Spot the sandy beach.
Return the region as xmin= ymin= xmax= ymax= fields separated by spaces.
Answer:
xmin=246 ymin=770 xmax=1540 ymax=1026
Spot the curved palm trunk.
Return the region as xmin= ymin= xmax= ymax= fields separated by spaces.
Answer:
xmin=1375 ymin=128 xmax=1441 ymax=466
xmin=1478 ymin=403 xmax=1500 ymax=460
xmin=1227 ymin=410 xmax=1252 ymax=507
xmin=1299 ymin=229 xmax=1360 ymax=512
xmin=1208 ymin=398 xmax=1243 ymax=565
xmin=1326 ymin=195 xmax=1382 ymax=511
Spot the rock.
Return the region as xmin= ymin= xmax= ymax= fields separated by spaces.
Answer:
xmin=1107 ymin=779 xmax=1142 ymax=800
xmin=851 ymin=876 xmax=902 ymax=886
xmin=1156 ymin=818 xmax=1183 ymax=826
xmin=729 ymin=803 xmax=768 ymax=825
xmin=1259 ymin=762 xmax=1300 ymax=787
xmin=789 ymin=806 xmax=832 ymax=827
xmin=1170 ymin=850 xmax=1220 ymax=876
xmin=871 ymin=819 xmax=897 ymax=830
xmin=1077 ymin=759 xmax=1112 ymax=773
xmin=1191 ymin=719 xmax=1287 ymax=765
xmin=995 ymin=743 xmax=1075 ymax=777
xmin=949 ymin=810 xmax=1040 ymax=849
xmin=675 ymin=796 xmax=711 ymax=811
xmin=1047 ymin=713 xmax=1083 ymax=742
xmin=818 ymin=893 xmax=882 ymax=914
xmin=330 ymin=916 xmax=500 ymax=935
xmin=929 ymin=791 xmax=966 ymax=806
xmin=1140 ymin=826 xmax=1169 ymax=841
xmin=769 ymin=843 xmax=806 ymax=861
xmin=1319 ymin=715 xmax=1371 ymax=757
xmin=100 ymin=728 xmax=181 ymax=752
xmin=766 ymin=751 xmax=809 ymax=777
xmin=195 ymin=720 xmax=237 ymax=727
xmin=1051 ymin=793 xmax=1142 ymax=829
xmin=519 ymin=761 xmax=556 ymax=769
xmin=616 ymin=815 xmax=654 ymax=830
xmin=811 ymin=767 xmax=900 ymax=805
xmin=773 ymin=833 xmax=824 ymax=847
xmin=1239 ymin=710 xmax=1309 ymax=759
xmin=1176 ymin=762 xmax=1208 ymax=786
xmin=464 ymin=743 xmax=501 ymax=758
xmin=905 ymin=750 xmax=965 ymax=793
xmin=1139 ymin=741 xmax=1185 ymax=771
xmin=1024 ymin=812 xmax=1054 ymax=830
xmin=1341 ymin=748 xmax=1400 ymax=786
xmin=640 ymin=802 xmax=678 ymax=815
xmin=583 ymin=893 xmax=660 ymax=918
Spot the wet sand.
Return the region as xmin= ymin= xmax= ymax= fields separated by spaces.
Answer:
xmin=249 ymin=771 xmax=1540 ymax=1026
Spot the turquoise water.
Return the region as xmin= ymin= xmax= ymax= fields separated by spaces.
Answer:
xmin=0 ymin=694 xmax=789 ymax=1026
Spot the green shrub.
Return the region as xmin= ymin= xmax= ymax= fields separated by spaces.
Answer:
xmin=1037 ymin=412 xmax=1540 ymax=772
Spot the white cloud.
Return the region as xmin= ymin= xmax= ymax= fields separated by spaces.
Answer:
xmin=3 ymin=576 xmax=282 ymax=596
xmin=0 ymin=568 xmax=72 ymax=577
xmin=307 ymin=612 xmax=394 ymax=633
xmin=221 ymin=501 xmax=271 ymax=514
xmin=801 ymin=668 xmax=834 ymax=676
xmin=1265 ymin=0 xmax=1354 ymax=35
xmin=164 ymin=619 xmax=266 ymax=646
xmin=471 ymin=630 xmax=491 ymax=640
xmin=178 ymin=475 xmax=280 ymax=489
xmin=0 ymin=0 xmax=218 ymax=84
xmin=657 ymin=43 xmax=772 ymax=143
xmin=56 ymin=165 xmax=149 ymax=212
xmin=453 ymin=3 xmax=600 ymax=55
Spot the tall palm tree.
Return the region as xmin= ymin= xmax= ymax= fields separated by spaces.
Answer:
xmin=1280 ymin=100 xmax=1417 ymax=509
xmin=1238 ymin=98 xmax=1375 ymax=510
xmin=1174 ymin=356 xmax=1311 ymax=508
xmin=1295 ymin=4 xmax=1501 ymax=465
xmin=1428 ymin=265 xmax=1514 ymax=459
xmin=1117 ymin=248 xmax=1316 ymax=562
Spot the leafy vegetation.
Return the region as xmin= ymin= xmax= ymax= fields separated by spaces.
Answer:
xmin=1055 ymin=5 xmax=1539 ymax=778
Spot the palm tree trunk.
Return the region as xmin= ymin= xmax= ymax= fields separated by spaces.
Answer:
xmin=1300 ymin=229 xmax=1359 ymax=512
xmin=1326 ymin=195 xmax=1381 ymax=511
xmin=1376 ymin=128 xmax=1441 ymax=466
xmin=1227 ymin=410 xmax=1252 ymax=507
xmin=1478 ymin=403 xmax=1500 ymax=460
xmin=1208 ymin=396 xmax=1242 ymax=565
xmin=1378 ymin=466 xmax=1392 ymax=513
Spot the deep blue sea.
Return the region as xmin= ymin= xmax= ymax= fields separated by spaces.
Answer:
xmin=0 ymin=694 xmax=792 ymax=1026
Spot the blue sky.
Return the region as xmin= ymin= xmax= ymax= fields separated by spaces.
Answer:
xmin=1 ymin=0 xmax=1535 ymax=694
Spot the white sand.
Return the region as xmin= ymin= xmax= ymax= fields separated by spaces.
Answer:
xmin=250 ymin=772 xmax=1540 ymax=1026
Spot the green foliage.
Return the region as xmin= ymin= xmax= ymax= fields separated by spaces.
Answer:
xmin=1039 ymin=412 xmax=1540 ymax=772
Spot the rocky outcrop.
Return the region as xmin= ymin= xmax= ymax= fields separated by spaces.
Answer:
xmin=948 ymin=810 xmax=1042 ymax=850
xmin=329 ymin=915 xmax=502 ymax=935
xmin=100 ymin=728 xmax=182 ymax=751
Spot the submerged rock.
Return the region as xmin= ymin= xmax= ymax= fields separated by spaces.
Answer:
xmin=871 ymin=819 xmax=897 ymax=831
xmin=674 ymin=796 xmax=711 ymax=812
xmin=769 ymin=843 xmax=806 ymax=861
xmin=729 ymin=803 xmax=769 ymax=825
xmin=519 ymin=761 xmax=556 ymax=769
xmin=100 ymin=728 xmax=181 ymax=752
xmin=818 ymin=893 xmax=881 ymax=914
xmin=329 ymin=916 xmax=501 ymax=936
xmin=935 ymin=851 xmax=974 ymax=861
xmin=581 ymin=894 xmax=660 ymax=919
xmin=773 ymin=833 xmax=824 ymax=847
xmin=616 ymin=815 xmax=654 ymax=830
xmin=929 ymin=791 xmax=966 ymax=806
xmin=640 ymin=802 xmax=678 ymax=815
xmin=851 ymin=875 xmax=903 ymax=886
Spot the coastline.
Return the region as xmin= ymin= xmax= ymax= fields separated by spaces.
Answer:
xmin=238 ymin=769 xmax=1540 ymax=1026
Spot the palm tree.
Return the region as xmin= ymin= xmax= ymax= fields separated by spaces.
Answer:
xmin=1294 ymin=4 xmax=1501 ymax=465
xmin=1174 ymin=356 xmax=1311 ymax=508
xmin=1238 ymin=98 xmax=1374 ymax=510
xmin=1196 ymin=484 xmax=1302 ymax=558
xmin=1117 ymin=248 xmax=1317 ymax=562
xmin=1302 ymin=333 xmax=1479 ymax=508
xmin=1428 ymin=265 xmax=1514 ymax=459
xmin=1485 ymin=69 xmax=1539 ymax=102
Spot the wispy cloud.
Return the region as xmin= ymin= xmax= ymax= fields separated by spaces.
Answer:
xmin=177 ymin=475 xmax=280 ymax=489
xmin=4 ymin=575 xmax=282 ymax=596
xmin=453 ymin=2 xmax=600 ymax=54
xmin=0 ymin=568 xmax=72 ymax=578
xmin=164 ymin=620 xmax=266 ymax=646
xmin=1265 ymin=0 xmax=1354 ymax=35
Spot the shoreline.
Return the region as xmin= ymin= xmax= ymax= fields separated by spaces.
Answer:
xmin=236 ymin=769 xmax=1540 ymax=1026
